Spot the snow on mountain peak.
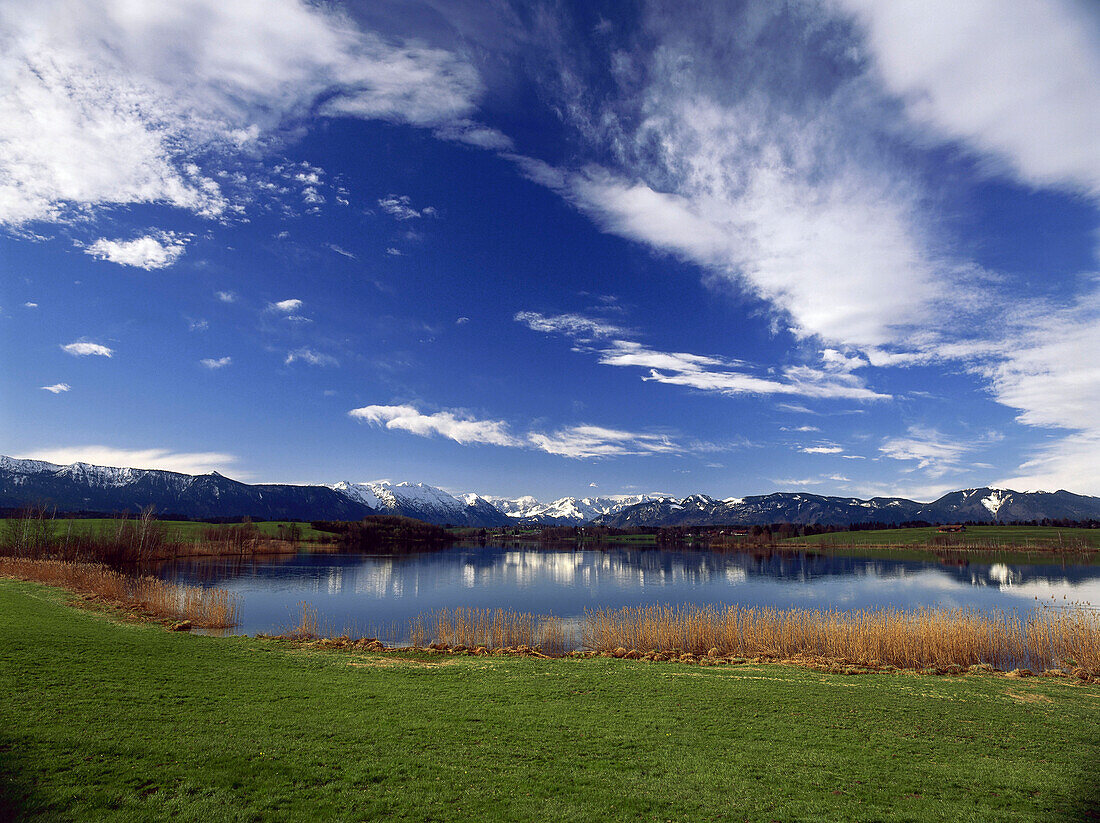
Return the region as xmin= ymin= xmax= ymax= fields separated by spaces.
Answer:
xmin=0 ymin=455 xmax=61 ymax=474
xmin=981 ymin=490 xmax=1009 ymax=517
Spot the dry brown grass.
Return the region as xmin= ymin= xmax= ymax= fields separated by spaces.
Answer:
xmin=409 ymin=607 xmax=570 ymax=655
xmin=0 ymin=557 xmax=239 ymax=628
xmin=581 ymin=604 xmax=1100 ymax=676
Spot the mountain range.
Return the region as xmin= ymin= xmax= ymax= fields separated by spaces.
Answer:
xmin=3 ymin=456 xmax=1100 ymax=528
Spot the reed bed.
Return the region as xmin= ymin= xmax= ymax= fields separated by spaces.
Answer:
xmin=410 ymin=607 xmax=570 ymax=656
xmin=0 ymin=557 xmax=239 ymax=629
xmin=582 ymin=604 xmax=1100 ymax=675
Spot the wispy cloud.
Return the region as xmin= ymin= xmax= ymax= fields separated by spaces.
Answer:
xmin=349 ymin=404 xmax=520 ymax=447
xmin=377 ymin=195 xmax=437 ymax=221
xmin=83 ymin=231 xmax=187 ymax=270
xmin=879 ymin=426 xmax=972 ymax=476
xmin=23 ymin=301 xmax=37 ymax=308
xmin=285 ymin=348 xmax=337 ymax=367
xmin=0 ymin=0 xmax=487 ymax=227
xmin=985 ymin=292 xmax=1100 ymax=493
xmin=61 ymin=341 xmax=113 ymax=357
xmin=200 ymin=356 xmax=231 ymax=369
xmin=799 ymin=445 xmax=844 ymax=455
xmin=14 ymin=446 xmax=238 ymax=475
xmin=516 ymin=310 xmax=889 ymax=401
xmin=215 ymin=291 xmax=236 ymax=303
xmin=514 ymin=310 xmax=628 ymax=341
xmin=838 ymin=0 xmax=1100 ymax=198
xmin=326 ymin=243 xmax=356 ymax=259
xmin=528 ymin=425 xmax=679 ymax=459
xmin=40 ymin=383 xmax=70 ymax=393
xmin=350 ymin=402 xmax=691 ymax=459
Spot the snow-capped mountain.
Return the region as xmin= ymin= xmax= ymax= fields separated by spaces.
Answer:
xmin=0 ymin=457 xmax=370 ymax=521
xmin=330 ymin=481 xmax=509 ymax=527
xmin=483 ymin=494 xmax=666 ymax=525
xmin=595 ymin=488 xmax=1100 ymax=528
xmin=3 ymin=457 xmax=1100 ymax=527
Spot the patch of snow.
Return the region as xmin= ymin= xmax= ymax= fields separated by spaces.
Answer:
xmin=981 ymin=490 xmax=1008 ymax=517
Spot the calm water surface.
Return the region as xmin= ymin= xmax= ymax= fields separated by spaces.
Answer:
xmin=157 ymin=543 xmax=1100 ymax=642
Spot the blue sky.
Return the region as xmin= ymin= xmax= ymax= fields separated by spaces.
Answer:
xmin=2 ymin=0 xmax=1099 ymax=501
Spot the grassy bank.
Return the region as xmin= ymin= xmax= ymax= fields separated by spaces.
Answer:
xmin=785 ymin=525 xmax=1100 ymax=550
xmin=0 ymin=517 xmax=329 ymax=544
xmin=2 ymin=579 xmax=1098 ymax=821
xmin=0 ymin=557 xmax=238 ymax=628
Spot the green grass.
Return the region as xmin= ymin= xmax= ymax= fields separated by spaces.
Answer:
xmin=5 ymin=518 xmax=328 ymax=544
xmin=784 ymin=525 xmax=1100 ymax=549
xmin=2 ymin=579 xmax=1098 ymax=821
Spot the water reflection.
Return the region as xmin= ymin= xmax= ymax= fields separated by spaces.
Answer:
xmin=156 ymin=544 xmax=1100 ymax=641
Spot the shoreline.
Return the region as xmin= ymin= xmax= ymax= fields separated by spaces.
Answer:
xmin=2 ymin=576 xmax=1097 ymax=822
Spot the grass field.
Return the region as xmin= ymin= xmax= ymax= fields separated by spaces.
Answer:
xmin=784 ymin=525 xmax=1100 ymax=549
xmin=2 ymin=578 xmax=1098 ymax=821
xmin=2 ymin=518 xmax=329 ymax=544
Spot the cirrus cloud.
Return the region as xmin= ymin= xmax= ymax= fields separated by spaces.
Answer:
xmin=13 ymin=446 xmax=239 ymax=475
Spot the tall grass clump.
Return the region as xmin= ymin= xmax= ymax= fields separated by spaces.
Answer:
xmin=409 ymin=607 xmax=570 ymax=655
xmin=0 ymin=557 xmax=239 ymax=628
xmin=582 ymin=604 xmax=1100 ymax=675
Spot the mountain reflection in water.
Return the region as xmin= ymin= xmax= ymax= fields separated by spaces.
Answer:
xmin=155 ymin=544 xmax=1100 ymax=640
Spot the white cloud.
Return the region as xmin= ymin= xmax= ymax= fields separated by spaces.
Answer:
xmin=879 ymin=426 xmax=972 ymax=476
xmin=269 ymin=298 xmax=302 ymax=313
xmin=838 ymin=0 xmax=1100 ymax=197
xmin=455 ymin=316 xmax=470 ymax=325
xmin=385 ymin=247 xmax=403 ymax=256
xmin=0 ymin=0 xmax=488 ymax=227
xmin=516 ymin=311 xmax=888 ymax=402
xmin=998 ymin=432 xmax=1100 ymax=495
xmin=326 ymin=243 xmax=356 ymax=259
xmin=514 ymin=310 xmax=627 ymax=341
xmin=349 ymin=404 xmax=520 ymax=447
xmin=285 ymin=348 xmax=337 ymax=367
xmin=985 ymin=293 xmax=1100 ymax=493
xmin=40 ymin=383 xmax=70 ymax=393
xmin=215 ymin=290 xmax=236 ymax=303
xmin=528 ymin=425 xmax=680 ymax=459
xmin=200 ymin=356 xmax=231 ymax=369
xmin=799 ymin=445 xmax=844 ymax=455
xmin=188 ymin=319 xmax=209 ymax=332
xmin=23 ymin=301 xmax=37 ymax=308
xmin=349 ymin=402 xmax=689 ymax=458
xmin=15 ymin=446 xmax=238 ymax=475
xmin=378 ymin=194 xmax=434 ymax=220
xmin=83 ymin=232 xmax=187 ymax=269
xmin=61 ymin=341 xmax=113 ymax=357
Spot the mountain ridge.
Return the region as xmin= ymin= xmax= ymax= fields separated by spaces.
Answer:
xmin=2 ymin=456 xmax=1098 ymax=527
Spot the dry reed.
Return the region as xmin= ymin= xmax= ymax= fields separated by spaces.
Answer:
xmin=0 ymin=557 xmax=239 ymax=628
xmin=409 ymin=607 xmax=570 ymax=655
xmin=582 ymin=604 xmax=1099 ymax=675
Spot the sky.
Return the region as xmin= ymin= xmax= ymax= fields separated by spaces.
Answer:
xmin=1 ymin=0 xmax=1099 ymax=502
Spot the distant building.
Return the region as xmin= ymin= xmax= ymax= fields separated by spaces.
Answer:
xmin=937 ymin=524 xmax=966 ymax=533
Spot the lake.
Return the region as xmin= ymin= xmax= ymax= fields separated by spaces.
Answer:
xmin=156 ymin=543 xmax=1100 ymax=644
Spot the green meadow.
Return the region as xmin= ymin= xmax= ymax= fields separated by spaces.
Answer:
xmin=784 ymin=525 xmax=1100 ymax=549
xmin=2 ymin=578 xmax=1097 ymax=822
xmin=4 ymin=517 xmax=329 ymax=544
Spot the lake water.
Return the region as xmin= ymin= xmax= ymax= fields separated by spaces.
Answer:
xmin=156 ymin=543 xmax=1100 ymax=643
